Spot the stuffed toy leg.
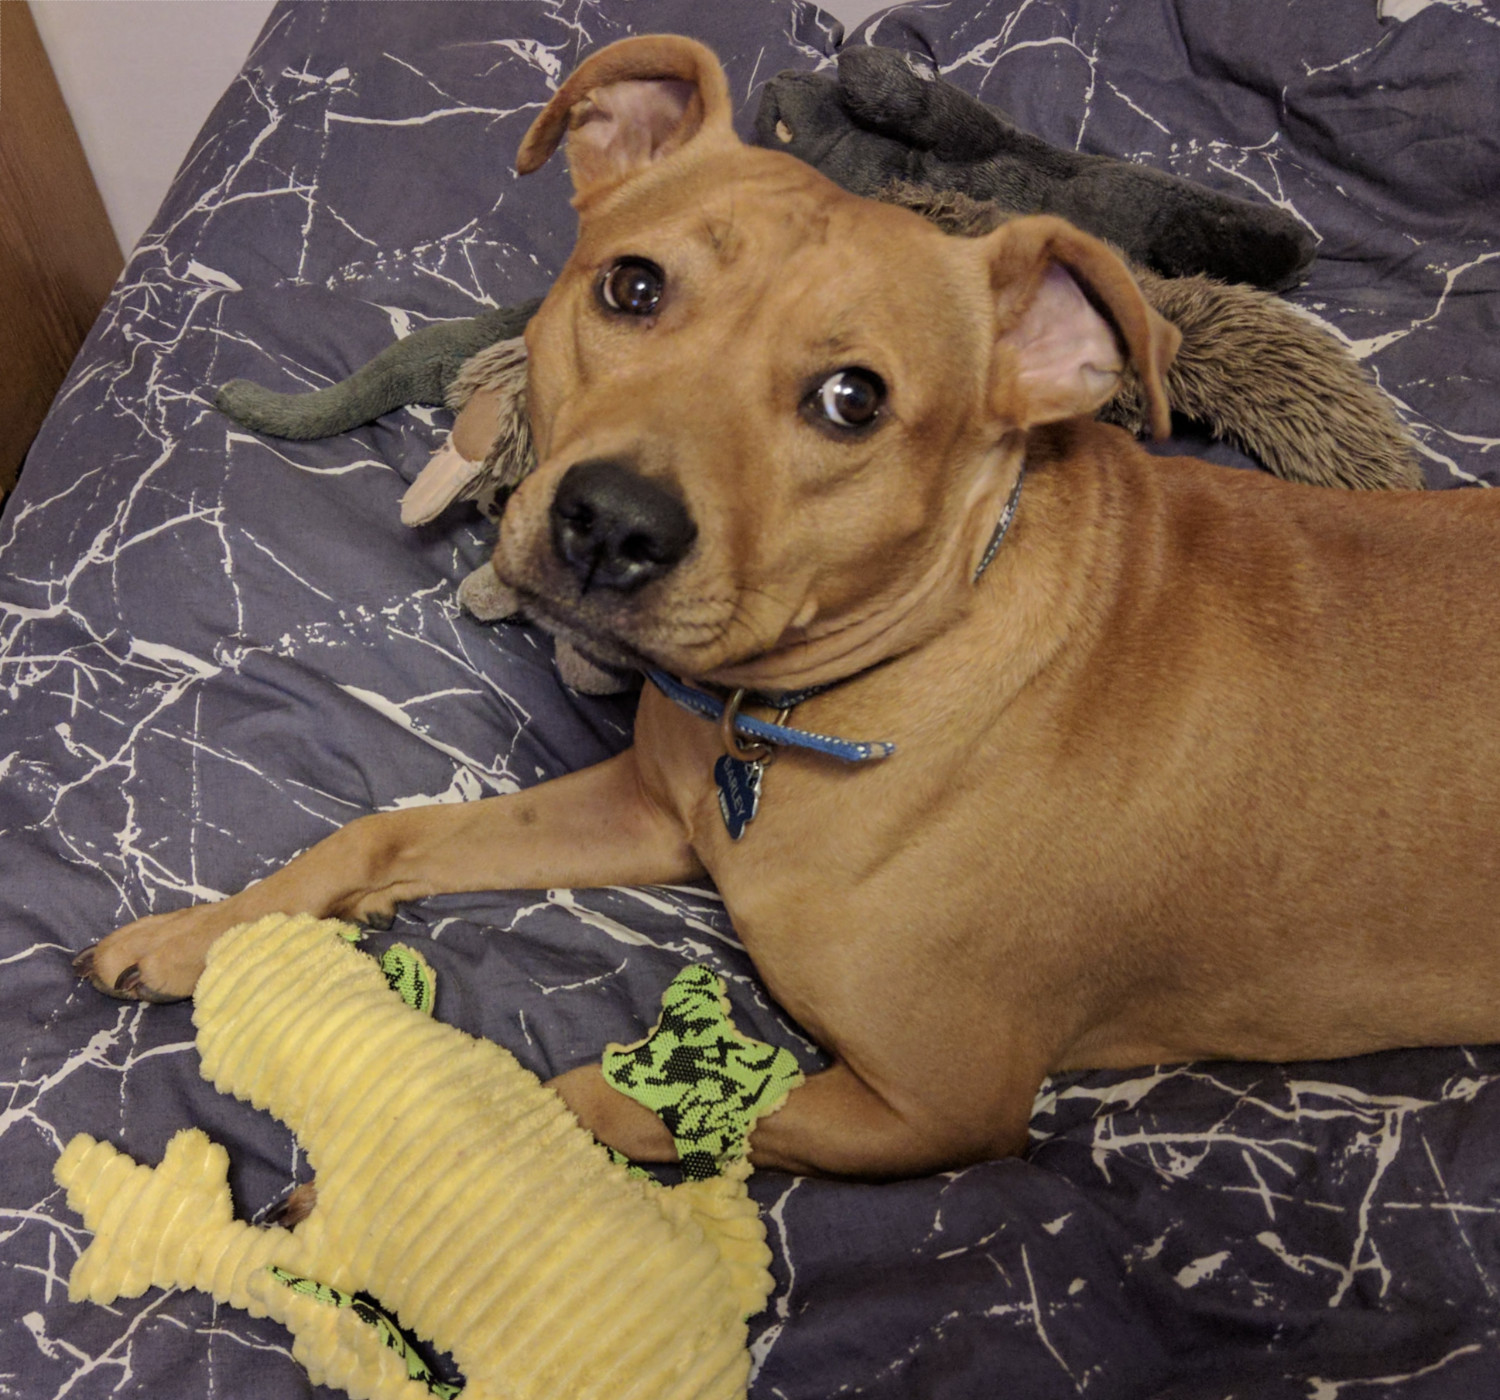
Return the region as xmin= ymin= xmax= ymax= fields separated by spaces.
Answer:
xmin=216 ymin=307 xmax=629 ymax=691
xmin=214 ymin=299 xmax=540 ymax=442
xmin=753 ymin=46 xmax=1316 ymax=292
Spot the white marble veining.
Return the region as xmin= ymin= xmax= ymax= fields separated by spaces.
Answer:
xmin=1 ymin=1 xmax=1496 ymax=1397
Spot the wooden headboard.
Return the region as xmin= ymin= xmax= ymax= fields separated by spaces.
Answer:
xmin=0 ymin=0 xmax=122 ymax=500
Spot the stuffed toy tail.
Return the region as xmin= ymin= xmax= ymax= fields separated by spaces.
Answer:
xmin=887 ymin=184 xmax=1421 ymax=490
xmin=214 ymin=300 xmax=541 ymax=439
xmin=1104 ymin=270 xmax=1423 ymax=489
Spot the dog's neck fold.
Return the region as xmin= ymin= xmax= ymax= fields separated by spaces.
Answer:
xmin=700 ymin=456 xmax=1027 ymax=695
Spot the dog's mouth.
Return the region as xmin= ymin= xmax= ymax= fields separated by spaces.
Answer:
xmin=489 ymin=460 xmax=808 ymax=679
xmin=501 ymin=554 xmax=951 ymax=699
xmin=493 ymin=474 xmax=981 ymax=690
xmin=499 ymin=579 xmax=660 ymax=673
xmin=500 ymin=566 xmax=795 ymax=683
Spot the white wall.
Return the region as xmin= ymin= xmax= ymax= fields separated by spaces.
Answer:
xmin=30 ymin=0 xmax=277 ymax=256
xmin=819 ymin=0 xmax=889 ymax=30
xmin=31 ymin=0 xmax=889 ymax=259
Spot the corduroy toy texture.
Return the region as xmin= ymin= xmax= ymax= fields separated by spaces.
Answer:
xmin=54 ymin=914 xmax=794 ymax=1400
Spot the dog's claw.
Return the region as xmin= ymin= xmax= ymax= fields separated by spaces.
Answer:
xmin=69 ymin=957 xmax=189 ymax=1005
xmin=265 ymin=1181 xmax=319 ymax=1230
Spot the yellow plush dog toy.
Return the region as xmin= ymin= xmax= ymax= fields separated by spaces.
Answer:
xmin=55 ymin=914 xmax=800 ymax=1400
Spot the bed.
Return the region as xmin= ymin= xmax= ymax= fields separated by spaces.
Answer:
xmin=3 ymin=1 xmax=1498 ymax=1395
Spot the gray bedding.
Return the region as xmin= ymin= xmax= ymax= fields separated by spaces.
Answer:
xmin=2 ymin=2 xmax=1498 ymax=1396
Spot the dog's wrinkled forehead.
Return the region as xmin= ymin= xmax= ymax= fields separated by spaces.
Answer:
xmin=567 ymin=140 xmax=962 ymax=325
xmin=573 ymin=143 xmax=842 ymax=260
xmin=515 ymin=32 xmax=905 ymax=265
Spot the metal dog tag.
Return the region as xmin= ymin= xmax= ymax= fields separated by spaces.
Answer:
xmin=715 ymin=754 xmax=763 ymax=840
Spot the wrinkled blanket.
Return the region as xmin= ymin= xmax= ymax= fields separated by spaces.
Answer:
xmin=2 ymin=2 xmax=1497 ymax=1397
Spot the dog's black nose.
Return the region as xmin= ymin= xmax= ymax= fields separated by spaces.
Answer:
xmin=549 ymin=459 xmax=697 ymax=593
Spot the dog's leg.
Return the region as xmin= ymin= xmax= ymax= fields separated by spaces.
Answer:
xmin=547 ymin=1063 xmax=679 ymax=1161
xmin=752 ymin=1063 xmax=1037 ymax=1176
xmin=76 ymin=749 xmax=701 ymax=1003
xmin=550 ymin=1059 xmax=1038 ymax=1178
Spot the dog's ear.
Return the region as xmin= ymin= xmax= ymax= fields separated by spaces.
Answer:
xmin=984 ymin=216 xmax=1180 ymax=438
xmin=516 ymin=36 xmax=735 ymax=197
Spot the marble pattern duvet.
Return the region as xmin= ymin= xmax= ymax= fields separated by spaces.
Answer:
xmin=2 ymin=1 xmax=1497 ymax=1396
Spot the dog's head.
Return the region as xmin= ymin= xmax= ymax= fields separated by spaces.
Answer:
xmin=497 ymin=36 xmax=1177 ymax=692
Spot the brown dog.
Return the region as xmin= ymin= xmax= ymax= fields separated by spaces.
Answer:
xmin=78 ymin=36 xmax=1500 ymax=1180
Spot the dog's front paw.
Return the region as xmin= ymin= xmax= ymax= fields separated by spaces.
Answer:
xmin=74 ymin=905 xmax=237 ymax=1003
xmin=548 ymin=1064 xmax=678 ymax=1164
xmin=337 ymin=890 xmax=397 ymax=931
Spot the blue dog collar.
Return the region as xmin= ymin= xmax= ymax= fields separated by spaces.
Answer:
xmin=645 ymin=669 xmax=895 ymax=764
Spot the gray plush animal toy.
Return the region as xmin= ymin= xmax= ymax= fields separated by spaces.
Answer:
xmin=754 ymin=46 xmax=1316 ymax=292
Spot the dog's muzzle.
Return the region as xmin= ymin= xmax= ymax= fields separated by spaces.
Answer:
xmin=549 ymin=459 xmax=697 ymax=593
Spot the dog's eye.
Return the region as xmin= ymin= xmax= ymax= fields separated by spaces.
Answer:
xmin=815 ymin=368 xmax=885 ymax=429
xmin=599 ymin=258 xmax=664 ymax=316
